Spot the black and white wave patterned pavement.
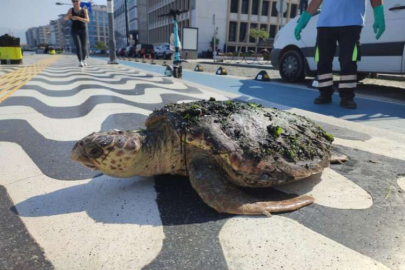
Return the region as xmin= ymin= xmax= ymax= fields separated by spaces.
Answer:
xmin=1 ymin=55 xmax=404 ymax=270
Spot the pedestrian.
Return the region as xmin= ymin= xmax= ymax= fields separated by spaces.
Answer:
xmin=295 ymin=0 xmax=386 ymax=109
xmin=63 ymin=0 xmax=90 ymax=67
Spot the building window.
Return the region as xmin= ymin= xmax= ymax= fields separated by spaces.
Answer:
xmin=230 ymin=0 xmax=239 ymax=13
xmin=229 ymin=21 xmax=237 ymax=42
xmin=269 ymin=25 xmax=277 ymax=39
xmin=241 ymin=0 xmax=249 ymax=14
xmin=262 ymin=1 xmax=269 ymax=16
xmin=239 ymin=22 xmax=247 ymax=42
xmin=227 ymin=46 xmax=236 ymax=53
xmin=252 ymin=0 xmax=259 ymax=15
xmin=271 ymin=1 xmax=277 ymax=17
xmin=249 ymin=23 xmax=257 ymax=43
xmin=290 ymin=4 xmax=298 ymax=18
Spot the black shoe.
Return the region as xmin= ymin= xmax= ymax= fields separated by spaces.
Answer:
xmin=314 ymin=94 xmax=332 ymax=104
xmin=340 ymin=98 xmax=357 ymax=109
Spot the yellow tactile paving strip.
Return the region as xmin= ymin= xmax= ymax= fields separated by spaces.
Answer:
xmin=0 ymin=56 xmax=61 ymax=103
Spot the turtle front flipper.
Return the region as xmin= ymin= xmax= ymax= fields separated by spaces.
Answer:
xmin=187 ymin=156 xmax=314 ymax=217
xmin=330 ymin=149 xmax=348 ymax=164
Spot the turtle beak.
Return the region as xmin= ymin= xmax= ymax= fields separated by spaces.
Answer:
xmin=71 ymin=141 xmax=100 ymax=170
xmin=71 ymin=141 xmax=89 ymax=163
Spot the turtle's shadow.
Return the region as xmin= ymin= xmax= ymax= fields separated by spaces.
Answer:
xmin=11 ymin=173 xmax=310 ymax=226
xmin=12 ymin=175 xmax=164 ymax=226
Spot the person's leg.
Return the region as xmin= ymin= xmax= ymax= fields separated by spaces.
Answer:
xmin=314 ymin=27 xmax=338 ymax=104
xmin=79 ymin=30 xmax=87 ymax=64
xmin=337 ymin=26 xmax=362 ymax=109
xmin=71 ymin=30 xmax=83 ymax=62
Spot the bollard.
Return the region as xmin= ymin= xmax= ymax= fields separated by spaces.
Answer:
xmin=151 ymin=54 xmax=156 ymax=65
xmin=149 ymin=54 xmax=156 ymax=65
xmin=216 ymin=67 xmax=227 ymax=75
xmin=255 ymin=70 xmax=271 ymax=82
xmin=194 ymin=64 xmax=204 ymax=72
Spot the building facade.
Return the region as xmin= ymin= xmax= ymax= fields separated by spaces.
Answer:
xmin=146 ymin=0 xmax=299 ymax=53
xmin=225 ymin=0 xmax=299 ymax=52
xmin=37 ymin=25 xmax=51 ymax=46
xmin=50 ymin=17 xmax=64 ymax=48
xmin=114 ymin=0 xmax=140 ymax=49
xmin=48 ymin=15 xmax=74 ymax=51
xmin=147 ymin=0 xmax=192 ymax=45
xmin=88 ymin=5 xmax=110 ymax=51
xmin=137 ymin=0 xmax=148 ymax=43
xmin=27 ymin=5 xmax=109 ymax=52
xmin=26 ymin=27 xmax=38 ymax=48
xmin=25 ymin=25 xmax=51 ymax=48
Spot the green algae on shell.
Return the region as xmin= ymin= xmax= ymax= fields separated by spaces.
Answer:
xmin=150 ymin=100 xmax=333 ymax=164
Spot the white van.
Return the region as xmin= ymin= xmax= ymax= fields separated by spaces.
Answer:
xmin=271 ymin=0 xmax=405 ymax=82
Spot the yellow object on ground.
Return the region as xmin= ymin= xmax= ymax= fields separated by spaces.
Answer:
xmin=0 ymin=47 xmax=23 ymax=60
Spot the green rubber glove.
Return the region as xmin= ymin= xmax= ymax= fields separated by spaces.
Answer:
xmin=295 ymin=11 xmax=312 ymax=40
xmin=373 ymin=5 xmax=385 ymax=40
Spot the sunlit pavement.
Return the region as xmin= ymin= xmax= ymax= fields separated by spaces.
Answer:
xmin=0 ymin=55 xmax=404 ymax=270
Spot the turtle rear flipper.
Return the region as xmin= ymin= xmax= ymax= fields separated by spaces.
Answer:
xmin=188 ymin=156 xmax=315 ymax=216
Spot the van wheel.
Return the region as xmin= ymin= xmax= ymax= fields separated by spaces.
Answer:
xmin=279 ymin=50 xmax=306 ymax=82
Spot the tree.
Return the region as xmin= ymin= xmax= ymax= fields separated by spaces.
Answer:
xmin=249 ymin=28 xmax=269 ymax=53
xmin=95 ymin=40 xmax=107 ymax=51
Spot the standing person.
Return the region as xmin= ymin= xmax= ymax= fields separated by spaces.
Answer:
xmin=64 ymin=0 xmax=90 ymax=67
xmin=295 ymin=0 xmax=386 ymax=109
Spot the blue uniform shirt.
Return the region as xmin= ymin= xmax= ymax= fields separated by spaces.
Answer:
xmin=317 ymin=0 xmax=366 ymax=27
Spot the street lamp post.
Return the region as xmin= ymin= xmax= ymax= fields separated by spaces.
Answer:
xmin=124 ymin=0 xmax=130 ymax=46
xmin=107 ymin=0 xmax=118 ymax=64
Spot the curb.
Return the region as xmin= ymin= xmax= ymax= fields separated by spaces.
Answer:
xmin=198 ymin=61 xmax=274 ymax=70
xmin=376 ymin=74 xmax=405 ymax=82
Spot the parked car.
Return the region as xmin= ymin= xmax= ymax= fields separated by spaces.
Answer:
xmin=135 ymin=44 xmax=155 ymax=58
xmin=127 ymin=45 xmax=137 ymax=57
xmin=124 ymin=46 xmax=132 ymax=56
xmin=118 ymin=47 xmax=127 ymax=57
xmin=154 ymin=45 xmax=162 ymax=58
xmin=155 ymin=43 xmax=174 ymax=59
xmin=271 ymin=0 xmax=405 ymax=82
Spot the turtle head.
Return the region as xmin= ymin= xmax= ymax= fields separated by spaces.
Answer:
xmin=71 ymin=130 xmax=144 ymax=177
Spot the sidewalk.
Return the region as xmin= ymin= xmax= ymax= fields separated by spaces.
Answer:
xmin=158 ymin=57 xmax=405 ymax=82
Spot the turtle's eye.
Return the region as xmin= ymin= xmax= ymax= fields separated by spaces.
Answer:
xmin=85 ymin=143 xmax=104 ymax=159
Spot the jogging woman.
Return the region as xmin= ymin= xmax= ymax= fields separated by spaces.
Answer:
xmin=64 ymin=0 xmax=90 ymax=67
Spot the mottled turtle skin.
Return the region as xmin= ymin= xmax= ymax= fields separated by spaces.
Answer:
xmin=71 ymin=100 xmax=335 ymax=216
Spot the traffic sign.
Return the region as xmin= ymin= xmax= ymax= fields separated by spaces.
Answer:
xmin=275 ymin=0 xmax=287 ymax=14
xmin=80 ymin=2 xmax=92 ymax=14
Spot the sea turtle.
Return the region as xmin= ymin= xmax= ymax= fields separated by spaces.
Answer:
xmin=71 ymin=100 xmax=342 ymax=216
